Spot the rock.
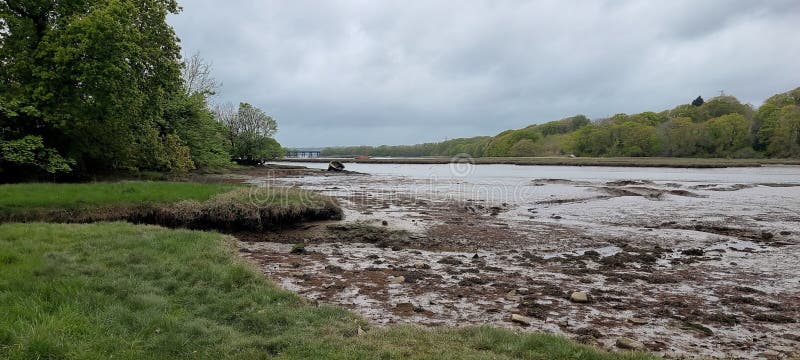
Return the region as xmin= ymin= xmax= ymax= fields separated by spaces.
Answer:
xmin=681 ymin=248 xmax=704 ymax=256
xmin=760 ymin=350 xmax=781 ymax=360
xmin=779 ymin=230 xmax=791 ymax=236
xmin=357 ymin=326 xmax=366 ymax=336
xmin=628 ymin=317 xmax=648 ymax=325
xmin=510 ymin=313 xmax=532 ymax=326
xmin=389 ymin=276 xmax=405 ymax=284
xmin=381 ymin=220 xmax=388 ymax=226
xmin=570 ymin=291 xmax=590 ymax=303
xmin=615 ymin=337 xmax=645 ymax=350
xmin=505 ymin=290 xmax=521 ymax=301
xmin=325 ymin=264 xmax=344 ymax=273
xmin=761 ymin=231 xmax=774 ymax=240
xmin=437 ymin=256 xmax=463 ymax=265
xmin=395 ymin=302 xmax=415 ymax=313
xmin=413 ymin=261 xmax=430 ymax=269
xmin=290 ymin=243 xmax=306 ymax=254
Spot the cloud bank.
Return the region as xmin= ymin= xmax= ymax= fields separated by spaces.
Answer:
xmin=169 ymin=0 xmax=800 ymax=147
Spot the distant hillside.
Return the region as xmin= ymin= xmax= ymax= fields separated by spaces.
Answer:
xmin=322 ymin=87 xmax=800 ymax=158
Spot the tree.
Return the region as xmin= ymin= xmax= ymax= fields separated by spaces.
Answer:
xmin=163 ymin=93 xmax=231 ymax=169
xmin=0 ymin=0 xmax=188 ymax=174
xmin=509 ymin=139 xmax=538 ymax=156
xmin=215 ymin=102 xmax=282 ymax=164
xmin=754 ymin=87 xmax=800 ymax=151
xmin=657 ymin=117 xmax=699 ymax=157
xmin=692 ymin=96 xmax=704 ymax=107
xmin=701 ymin=114 xmax=751 ymax=156
xmin=766 ymin=105 xmax=800 ymax=157
xmin=181 ymin=51 xmax=219 ymax=98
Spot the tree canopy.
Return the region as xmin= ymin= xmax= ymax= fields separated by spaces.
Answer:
xmin=0 ymin=1 xmax=282 ymax=180
xmin=323 ymin=89 xmax=800 ymax=159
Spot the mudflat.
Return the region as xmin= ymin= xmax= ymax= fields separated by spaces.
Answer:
xmin=236 ymin=163 xmax=800 ymax=359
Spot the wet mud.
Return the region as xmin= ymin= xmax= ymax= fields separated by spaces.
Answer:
xmin=238 ymin=167 xmax=800 ymax=359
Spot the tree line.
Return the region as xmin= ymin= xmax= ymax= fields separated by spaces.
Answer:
xmin=323 ymin=88 xmax=800 ymax=158
xmin=0 ymin=0 xmax=282 ymax=181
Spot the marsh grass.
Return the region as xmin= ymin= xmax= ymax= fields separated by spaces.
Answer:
xmin=0 ymin=222 xmax=656 ymax=359
xmin=0 ymin=182 xmax=342 ymax=230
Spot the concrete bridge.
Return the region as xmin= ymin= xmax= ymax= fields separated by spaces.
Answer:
xmin=285 ymin=148 xmax=321 ymax=158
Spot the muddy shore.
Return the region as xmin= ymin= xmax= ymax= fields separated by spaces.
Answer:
xmin=234 ymin=165 xmax=800 ymax=359
xmin=279 ymin=157 xmax=800 ymax=168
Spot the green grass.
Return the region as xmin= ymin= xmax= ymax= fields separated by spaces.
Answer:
xmin=0 ymin=182 xmax=342 ymax=229
xmin=0 ymin=181 xmax=237 ymax=215
xmin=0 ymin=222 xmax=656 ymax=359
xmin=283 ymin=156 xmax=800 ymax=168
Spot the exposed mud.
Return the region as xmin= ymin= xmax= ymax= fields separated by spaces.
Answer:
xmin=238 ymin=164 xmax=800 ymax=359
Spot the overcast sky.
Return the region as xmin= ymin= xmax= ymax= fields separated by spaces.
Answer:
xmin=168 ymin=0 xmax=800 ymax=148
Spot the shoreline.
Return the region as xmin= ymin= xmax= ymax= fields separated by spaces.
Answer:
xmin=278 ymin=156 xmax=800 ymax=168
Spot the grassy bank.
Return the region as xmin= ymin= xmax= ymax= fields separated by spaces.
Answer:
xmin=281 ymin=156 xmax=800 ymax=168
xmin=0 ymin=222 xmax=654 ymax=359
xmin=0 ymin=182 xmax=342 ymax=230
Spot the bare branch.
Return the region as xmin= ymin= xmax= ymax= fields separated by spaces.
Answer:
xmin=181 ymin=51 xmax=219 ymax=97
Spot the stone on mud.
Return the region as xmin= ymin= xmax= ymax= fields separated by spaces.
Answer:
xmin=437 ymin=256 xmax=463 ymax=265
xmin=413 ymin=261 xmax=431 ymax=269
xmin=615 ymin=337 xmax=645 ymax=350
xmin=510 ymin=313 xmax=532 ymax=326
xmin=681 ymin=248 xmax=704 ymax=256
xmin=570 ymin=291 xmax=590 ymax=303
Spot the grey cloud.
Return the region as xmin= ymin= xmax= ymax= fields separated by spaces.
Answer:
xmin=169 ymin=0 xmax=800 ymax=147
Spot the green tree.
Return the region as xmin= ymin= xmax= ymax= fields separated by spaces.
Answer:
xmin=164 ymin=93 xmax=231 ymax=169
xmin=0 ymin=0 xmax=188 ymax=174
xmin=766 ymin=105 xmax=800 ymax=157
xmin=657 ymin=117 xmax=699 ymax=157
xmin=754 ymin=87 xmax=800 ymax=151
xmin=215 ymin=102 xmax=282 ymax=164
xmin=700 ymin=114 xmax=751 ymax=156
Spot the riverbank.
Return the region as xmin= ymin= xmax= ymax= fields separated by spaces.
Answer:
xmin=0 ymin=181 xmax=652 ymax=359
xmin=0 ymin=181 xmax=342 ymax=231
xmin=281 ymin=156 xmax=800 ymax=168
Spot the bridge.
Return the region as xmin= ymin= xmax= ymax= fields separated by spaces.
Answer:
xmin=285 ymin=147 xmax=322 ymax=158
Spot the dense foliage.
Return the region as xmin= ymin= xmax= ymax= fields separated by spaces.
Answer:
xmin=323 ymin=89 xmax=800 ymax=158
xmin=0 ymin=0 xmax=281 ymax=180
xmin=215 ymin=102 xmax=283 ymax=165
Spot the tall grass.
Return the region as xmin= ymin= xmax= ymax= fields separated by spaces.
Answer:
xmin=0 ymin=222 xmax=655 ymax=359
xmin=0 ymin=182 xmax=342 ymax=229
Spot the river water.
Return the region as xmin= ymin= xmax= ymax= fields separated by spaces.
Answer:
xmin=272 ymin=161 xmax=800 ymax=183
